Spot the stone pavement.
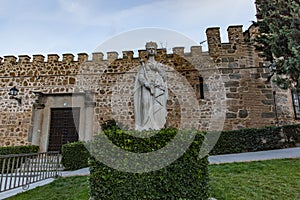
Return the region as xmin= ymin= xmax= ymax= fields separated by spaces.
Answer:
xmin=1 ymin=147 xmax=300 ymax=199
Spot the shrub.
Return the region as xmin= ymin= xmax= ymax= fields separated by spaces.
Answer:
xmin=61 ymin=141 xmax=91 ymax=170
xmin=0 ymin=145 xmax=39 ymax=155
xmin=210 ymin=124 xmax=300 ymax=155
xmin=101 ymin=119 xmax=120 ymax=131
xmin=88 ymin=128 xmax=209 ymax=200
xmin=282 ymin=124 xmax=300 ymax=146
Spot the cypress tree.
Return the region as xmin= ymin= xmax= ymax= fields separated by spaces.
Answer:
xmin=255 ymin=0 xmax=300 ymax=91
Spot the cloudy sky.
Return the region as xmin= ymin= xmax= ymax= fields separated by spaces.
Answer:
xmin=0 ymin=0 xmax=256 ymax=57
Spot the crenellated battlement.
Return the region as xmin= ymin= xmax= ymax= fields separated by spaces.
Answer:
xmin=0 ymin=24 xmax=254 ymax=65
xmin=206 ymin=25 xmax=250 ymax=58
xmin=227 ymin=25 xmax=244 ymax=44
xmin=0 ymin=45 xmax=203 ymax=65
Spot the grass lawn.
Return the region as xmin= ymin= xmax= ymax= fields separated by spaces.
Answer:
xmin=209 ymin=158 xmax=300 ymax=200
xmin=8 ymin=158 xmax=300 ymax=200
xmin=8 ymin=176 xmax=89 ymax=200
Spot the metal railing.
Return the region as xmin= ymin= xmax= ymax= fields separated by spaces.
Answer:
xmin=0 ymin=151 xmax=62 ymax=193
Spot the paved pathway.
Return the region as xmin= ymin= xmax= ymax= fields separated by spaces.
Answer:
xmin=1 ymin=147 xmax=300 ymax=199
xmin=208 ymin=147 xmax=300 ymax=164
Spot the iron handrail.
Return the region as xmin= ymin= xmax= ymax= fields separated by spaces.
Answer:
xmin=0 ymin=151 xmax=62 ymax=193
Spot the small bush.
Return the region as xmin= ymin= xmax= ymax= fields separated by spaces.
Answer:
xmin=101 ymin=119 xmax=120 ymax=131
xmin=0 ymin=145 xmax=39 ymax=155
xmin=61 ymin=141 xmax=91 ymax=171
xmin=282 ymin=124 xmax=300 ymax=146
xmin=211 ymin=124 xmax=300 ymax=155
xmin=88 ymin=128 xmax=209 ymax=199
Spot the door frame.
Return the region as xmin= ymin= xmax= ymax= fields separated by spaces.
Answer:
xmin=31 ymin=92 xmax=96 ymax=152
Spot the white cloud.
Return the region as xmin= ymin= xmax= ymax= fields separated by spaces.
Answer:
xmin=0 ymin=0 xmax=257 ymax=56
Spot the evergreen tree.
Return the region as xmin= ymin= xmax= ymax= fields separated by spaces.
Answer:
xmin=254 ymin=0 xmax=300 ymax=91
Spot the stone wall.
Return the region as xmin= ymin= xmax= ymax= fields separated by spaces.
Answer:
xmin=0 ymin=25 xmax=297 ymax=147
xmin=206 ymin=25 xmax=296 ymax=129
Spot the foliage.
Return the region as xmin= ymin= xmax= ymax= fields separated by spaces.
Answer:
xmin=0 ymin=145 xmax=39 ymax=155
xmin=254 ymin=0 xmax=300 ymax=90
xmin=9 ymin=176 xmax=89 ymax=200
xmin=210 ymin=158 xmax=300 ymax=200
xmin=281 ymin=123 xmax=300 ymax=145
xmin=88 ymin=128 xmax=209 ymax=199
xmin=101 ymin=119 xmax=120 ymax=131
xmin=61 ymin=141 xmax=91 ymax=171
xmin=211 ymin=124 xmax=300 ymax=155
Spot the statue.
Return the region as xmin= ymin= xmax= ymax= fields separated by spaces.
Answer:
xmin=134 ymin=42 xmax=168 ymax=131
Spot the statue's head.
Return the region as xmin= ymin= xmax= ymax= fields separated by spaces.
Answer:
xmin=145 ymin=41 xmax=158 ymax=57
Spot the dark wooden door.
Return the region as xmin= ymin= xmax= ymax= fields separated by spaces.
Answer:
xmin=48 ymin=108 xmax=80 ymax=152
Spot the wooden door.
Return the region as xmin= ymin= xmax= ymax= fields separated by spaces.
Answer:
xmin=48 ymin=108 xmax=80 ymax=152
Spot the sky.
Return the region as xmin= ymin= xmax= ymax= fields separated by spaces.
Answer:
xmin=0 ymin=0 xmax=257 ymax=58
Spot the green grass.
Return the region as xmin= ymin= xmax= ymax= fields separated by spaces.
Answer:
xmin=8 ymin=158 xmax=300 ymax=200
xmin=209 ymin=158 xmax=300 ymax=200
xmin=9 ymin=176 xmax=89 ymax=200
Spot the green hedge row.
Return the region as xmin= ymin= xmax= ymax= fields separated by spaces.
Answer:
xmin=0 ymin=145 xmax=39 ymax=155
xmin=61 ymin=141 xmax=91 ymax=170
xmin=211 ymin=124 xmax=300 ymax=155
xmin=88 ymin=128 xmax=209 ymax=200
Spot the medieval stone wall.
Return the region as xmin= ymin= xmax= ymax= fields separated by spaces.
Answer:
xmin=0 ymin=25 xmax=297 ymax=147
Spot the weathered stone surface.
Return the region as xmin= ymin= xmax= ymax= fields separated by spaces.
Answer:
xmin=225 ymin=81 xmax=239 ymax=87
xmin=239 ymin=109 xmax=248 ymax=118
xmin=226 ymin=113 xmax=237 ymax=119
xmin=262 ymin=112 xmax=276 ymax=118
xmin=262 ymin=100 xmax=274 ymax=105
xmin=228 ymin=62 xmax=238 ymax=68
xmin=229 ymin=74 xmax=241 ymax=79
xmin=226 ymin=93 xmax=239 ymax=99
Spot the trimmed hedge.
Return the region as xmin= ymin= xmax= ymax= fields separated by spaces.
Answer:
xmin=61 ymin=141 xmax=91 ymax=170
xmin=281 ymin=124 xmax=300 ymax=146
xmin=0 ymin=145 xmax=39 ymax=155
xmin=211 ymin=124 xmax=300 ymax=155
xmin=88 ymin=128 xmax=209 ymax=200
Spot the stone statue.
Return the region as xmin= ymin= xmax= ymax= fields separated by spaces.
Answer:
xmin=134 ymin=42 xmax=168 ymax=131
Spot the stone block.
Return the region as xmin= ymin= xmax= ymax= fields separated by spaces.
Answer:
xmin=261 ymin=100 xmax=273 ymax=105
xmin=122 ymin=51 xmax=134 ymax=59
xmin=107 ymin=52 xmax=119 ymax=61
xmin=190 ymin=46 xmax=202 ymax=56
xmin=47 ymin=54 xmax=59 ymax=62
xmin=33 ymin=55 xmax=45 ymax=62
xmin=261 ymin=112 xmax=275 ymax=118
xmin=226 ymin=112 xmax=237 ymax=119
xmin=228 ymin=60 xmax=239 ymax=68
xmin=92 ymin=52 xmax=104 ymax=62
xmin=225 ymin=81 xmax=239 ymax=87
xmin=18 ymin=55 xmax=31 ymax=63
xmin=239 ymin=109 xmax=248 ymax=118
xmin=229 ymin=74 xmax=241 ymax=79
xmin=4 ymin=55 xmax=17 ymax=64
xmin=172 ymin=47 xmax=185 ymax=56
xmin=226 ymin=93 xmax=239 ymax=98
xmin=78 ymin=53 xmax=88 ymax=63
xmin=62 ymin=53 xmax=74 ymax=63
